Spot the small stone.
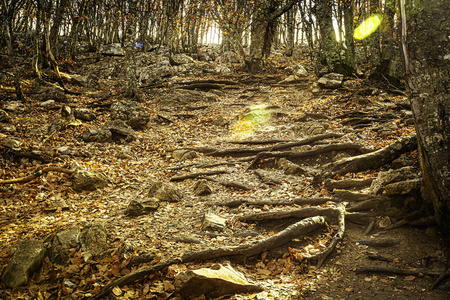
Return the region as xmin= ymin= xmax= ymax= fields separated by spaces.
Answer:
xmin=40 ymin=100 xmax=57 ymax=108
xmin=193 ymin=180 xmax=214 ymax=196
xmin=202 ymin=213 xmax=227 ymax=232
xmin=0 ymin=109 xmax=12 ymax=122
xmin=148 ymin=181 xmax=183 ymax=202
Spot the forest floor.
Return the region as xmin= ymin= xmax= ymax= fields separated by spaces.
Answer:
xmin=0 ymin=51 xmax=449 ymax=299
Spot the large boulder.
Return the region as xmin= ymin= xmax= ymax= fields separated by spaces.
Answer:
xmin=174 ymin=264 xmax=263 ymax=299
xmin=110 ymin=100 xmax=149 ymax=129
xmin=1 ymin=239 xmax=46 ymax=288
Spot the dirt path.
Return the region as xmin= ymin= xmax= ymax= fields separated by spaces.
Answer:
xmin=1 ymin=66 xmax=449 ymax=299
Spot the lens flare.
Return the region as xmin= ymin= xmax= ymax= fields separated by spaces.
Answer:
xmin=231 ymin=104 xmax=271 ymax=139
xmin=354 ymin=14 xmax=383 ymax=40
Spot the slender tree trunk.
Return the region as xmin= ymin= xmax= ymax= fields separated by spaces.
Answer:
xmin=285 ymin=6 xmax=295 ymax=56
xmin=406 ymin=0 xmax=450 ymax=266
xmin=315 ymin=0 xmax=339 ymax=73
xmin=32 ymin=0 xmax=43 ymax=77
xmin=49 ymin=0 xmax=68 ymax=59
xmin=2 ymin=0 xmax=26 ymax=102
xmin=343 ymin=0 xmax=355 ymax=69
xmin=124 ymin=0 xmax=139 ymax=100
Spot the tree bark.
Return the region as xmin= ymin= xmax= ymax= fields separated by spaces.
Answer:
xmin=246 ymin=0 xmax=298 ymax=73
xmin=405 ymin=0 xmax=450 ymax=263
xmin=124 ymin=0 xmax=139 ymax=100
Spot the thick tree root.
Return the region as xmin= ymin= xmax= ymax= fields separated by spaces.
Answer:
xmin=169 ymin=170 xmax=230 ymax=182
xmin=355 ymin=266 xmax=440 ymax=277
xmin=89 ymin=216 xmax=327 ymax=300
xmin=430 ymin=271 xmax=450 ymax=290
xmin=318 ymin=134 xmax=417 ymax=181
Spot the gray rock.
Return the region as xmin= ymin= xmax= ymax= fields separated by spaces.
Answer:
xmin=172 ymin=149 xmax=197 ymax=161
xmin=148 ymin=181 xmax=183 ymax=202
xmin=383 ymin=178 xmax=422 ymax=196
xmin=284 ymin=66 xmax=294 ymax=75
xmin=193 ymin=180 xmax=213 ymax=196
xmin=3 ymin=138 xmax=23 ymax=149
xmin=49 ymin=227 xmax=80 ymax=265
xmin=74 ymin=108 xmax=96 ymax=121
xmin=1 ymin=239 xmax=46 ymax=288
xmin=79 ymin=223 xmax=107 ymax=258
xmin=99 ymin=43 xmax=124 ymax=56
xmin=110 ymin=100 xmax=149 ymax=129
xmin=202 ymin=213 xmax=227 ymax=232
xmin=174 ymin=264 xmax=263 ymax=299
xmin=40 ymin=100 xmax=57 ymax=108
xmin=212 ymin=115 xmax=228 ymax=126
xmin=293 ymin=121 xmax=327 ymax=136
xmin=73 ymin=169 xmax=109 ymax=192
xmin=278 ymin=158 xmax=304 ymax=175
xmin=101 ymin=119 xmax=136 ymax=142
xmin=2 ymin=124 xmax=16 ymax=133
xmin=391 ymin=155 xmax=416 ymax=169
xmin=125 ymin=198 xmax=160 ymax=216
xmin=317 ymin=73 xmax=344 ymax=89
xmin=294 ymin=64 xmax=308 ymax=77
xmin=370 ymin=166 xmax=418 ymax=195
xmin=33 ymin=85 xmax=68 ymax=102
xmin=81 ymin=129 xmax=112 ymax=143
xmin=0 ymin=109 xmax=12 ymax=122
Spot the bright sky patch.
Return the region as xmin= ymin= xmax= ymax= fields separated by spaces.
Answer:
xmin=354 ymin=14 xmax=383 ymax=40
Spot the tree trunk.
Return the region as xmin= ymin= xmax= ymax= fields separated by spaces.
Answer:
xmin=343 ymin=0 xmax=355 ymax=69
xmin=247 ymin=0 xmax=298 ymax=73
xmin=2 ymin=0 xmax=26 ymax=102
xmin=315 ymin=0 xmax=339 ymax=73
xmin=406 ymin=0 xmax=450 ymax=263
xmin=124 ymin=0 xmax=139 ymax=100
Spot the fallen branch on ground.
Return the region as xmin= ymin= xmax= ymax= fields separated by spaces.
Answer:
xmin=0 ymin=166 xmax=74 ymax=184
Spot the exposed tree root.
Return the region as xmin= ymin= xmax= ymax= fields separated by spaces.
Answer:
xmin=89 ymin=216 xmax=327 ymax=300
xmin=0 ymin=166 xmax=74 ymax=184
xmin=431 ymin=271 xmax=450 ymax=290
xmin=324 ymin=178 xmax=374 ymax=190
xmin=189 ymin=133 xmax=343 ymax=157
xmin=248 ymin=143 xmax=370 ymax=170
xmin=319 ymin=134 xmax=417 ymax=181
xmin=355 ymin=266 xmax=440 ymax=277
xmin=207 ymin=197 xmax=336 ymax=208
xmin=169 ymin=170 xmax=230 ymax=182
xmin=89 ymin=258 xmax=181 ymax=300
xmin=181 ymin=216 xmax=327 ymax=262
